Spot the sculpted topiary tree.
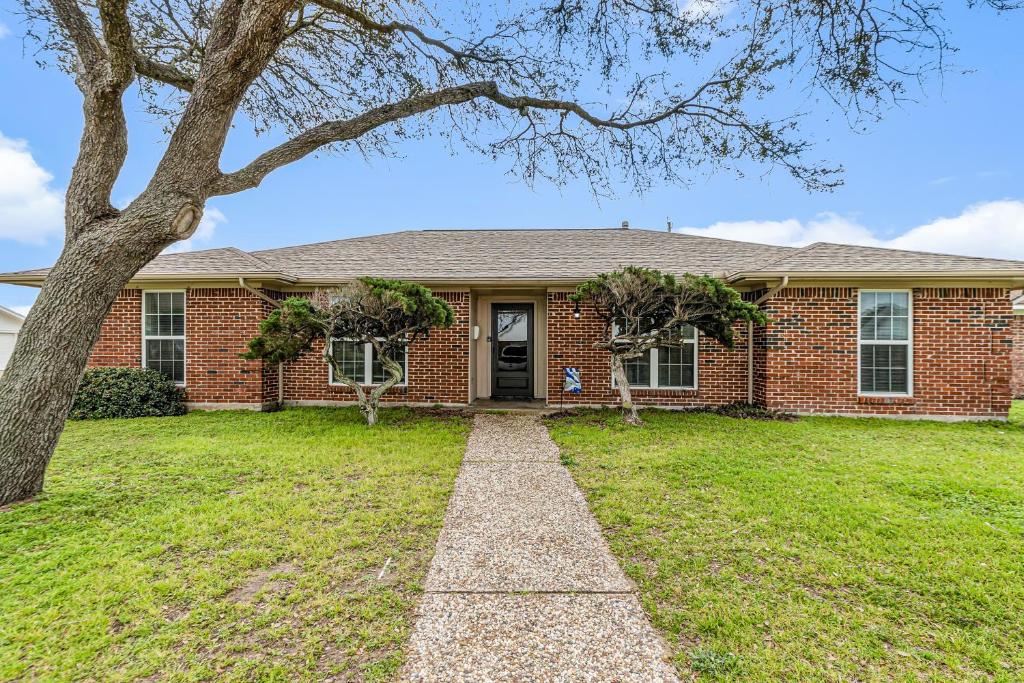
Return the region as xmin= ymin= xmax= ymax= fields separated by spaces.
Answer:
xmin=244 ymin=278 xmax=453 ymax=425
xmin=0 ymin=0 xmax=1016 ymax=502
xmin=571 ymin=267 xmax=767 ymax=425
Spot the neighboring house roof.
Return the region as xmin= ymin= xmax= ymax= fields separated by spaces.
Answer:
xmin=2 ymin=228 xmax=1024 ymax=286
xmin=0 ymin=305 xmax=25 ymax=333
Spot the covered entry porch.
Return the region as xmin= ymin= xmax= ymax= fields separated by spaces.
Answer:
xmin=469 ymin=289 xmax=550 ymax=403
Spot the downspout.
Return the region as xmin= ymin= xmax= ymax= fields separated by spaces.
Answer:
xmin=239 ymin=278 xmax=285 ymax=407
xmin=747 ymin=276 xmax=789 ymax=404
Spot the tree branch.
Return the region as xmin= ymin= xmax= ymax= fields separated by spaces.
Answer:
xmin=47 ymin=0 xmax=107 ymax=85
xmin=133 ymin=54 xmax=195 ymax=91
xmin=312 ymin=0 xmax=501 ymax=66
xmin=210 ymin=81 xmax=501 ymax=194
xmin=210 ymin=77 xmax=774 ymax=197
xmin=97 ymin=0 xmax=134 ymax=86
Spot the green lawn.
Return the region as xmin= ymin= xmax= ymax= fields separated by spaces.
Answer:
xmin=0 ymin=408 xmax=469 ymax=682
xmin=548 ymin=401 xmax=1024 ymax=682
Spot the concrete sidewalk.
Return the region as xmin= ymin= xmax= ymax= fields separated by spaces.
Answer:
xmin=401 ymin=414 xmax=678 ymax=682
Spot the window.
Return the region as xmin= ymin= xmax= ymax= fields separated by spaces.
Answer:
xmin=329 ymin=340 xmax=408 ymax=385
xmin=859 ymin=290 xmax=912 ymax=395
xmin=615 ymin=324 xmax=698 ymax=389
xmin=142 ymin=291 xmax=185 ymax=384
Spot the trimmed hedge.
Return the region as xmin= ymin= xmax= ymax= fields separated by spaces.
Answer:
xmin=70 ymin=368 xmax=186 ymax=420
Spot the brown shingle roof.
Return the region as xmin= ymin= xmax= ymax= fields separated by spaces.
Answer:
xmin=740 ymin=241 xmax=1024 ymax=275
xmin=2 ymin=229 xmax=1023 ymax=285
xmin=249 ymin=229 xmax=794 ymax=282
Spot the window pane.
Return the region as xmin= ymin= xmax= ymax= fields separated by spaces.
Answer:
xmin=860 ymin=342 xmax=910 ymax=395
xmin=860 ymin=316 xmax=876 ymax=341
xmin=170 ymin=292 xmax=184 ymax=315
xmin=892 ymin=292 xmax=909 ymax=317
xmin=372 ymin=346 xmax=407 ymax=384
xmin=891 ymin=316 xmax=909 ymax=341
xmin=876 ymin=316 xmax=892 ymax=341
xmin=625 ymin=352 xmax=650 ymax=387
xmin=144 ymin=293 xmax=185 ymax=338
xmin=146 ymin=339 xmax=184 ymax=383
xmin=861 ymin=366 xmax=875 ymax=393
xmin=875 ymin=291 xmax=892 ymax=315
xmin=860 ymin=292 xmax=876 ymax=315
xmin=657 ymin=342 xmax=696 ymax=388
xmin=331 ymin=340 xmax=365 ymax=382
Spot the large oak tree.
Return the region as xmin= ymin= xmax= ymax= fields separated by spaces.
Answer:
xmin=0 ymin=0 xmax=1016 ymax=504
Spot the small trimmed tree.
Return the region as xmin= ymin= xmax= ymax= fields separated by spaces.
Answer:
xmin=245 ymin=278 xmax=453 ymax=425
xmin=571 ymin=267 xmax=767 ymax=425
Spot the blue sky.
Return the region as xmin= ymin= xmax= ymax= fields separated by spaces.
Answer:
xmin=1 ymin=2 xmax=1024 ymax=315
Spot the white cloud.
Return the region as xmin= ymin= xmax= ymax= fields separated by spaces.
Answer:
xmin=162 ymin=207 xmax=227 ymax=253
xmin=676 ymin=200 xmax=1024 ymax=261
xmin=0 ymin=22 xmax=10 ymax=39
xmin=0 ymin=133 xmax=64 ymax=244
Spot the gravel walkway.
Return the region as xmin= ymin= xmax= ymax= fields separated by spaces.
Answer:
xmin=401 ymin=413 xmax=678 ymax=682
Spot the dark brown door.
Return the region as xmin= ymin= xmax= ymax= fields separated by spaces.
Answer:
xmin=491 ymin=303 xmax=533 ymax=398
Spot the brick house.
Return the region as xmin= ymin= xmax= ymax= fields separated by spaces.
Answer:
xmin=3 ymin=228 xmax=1023 ymax=419
xmin=1013 ymin=291 xmax=1024 ymax=399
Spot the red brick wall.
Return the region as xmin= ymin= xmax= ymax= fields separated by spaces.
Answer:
xmin=1012 ymin=313 xmax=1024 ymax=398
xmin=88 ymin=289 xmax=142 ymax=368
xmin=761 ymin=287 xmax=1013 ymax=418
xmin=546 ymin=292 xmax=750 ymax=407
xmin=281 ymin=291 xmax=471 ymax=405
xmin=184 ymin=288 xmax=268 ymax=404
xmin=87 ymin=286 xmax=1014 ymax=416
xmin=89 ymin=288 xmax=270 ymax=405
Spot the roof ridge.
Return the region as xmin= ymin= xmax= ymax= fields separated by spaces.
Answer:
xmin=740 ymin=241 xmax=821 ymax=272
xmin=225 ymin=246 xmax=277 ymax=271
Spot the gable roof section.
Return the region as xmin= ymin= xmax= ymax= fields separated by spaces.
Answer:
xmin=1 ymin=228 xmax=1023 ymax=286
xmin=250 ymin=229 xmax=793 ymax=282
xmin=735 ymin=241 xmax=1024 ymax=277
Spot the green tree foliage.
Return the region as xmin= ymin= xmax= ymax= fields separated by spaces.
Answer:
xmin=244 ymin=278 xmax=454 ymax=425
xmin=571 ymin=267 xmax=767 ymax=424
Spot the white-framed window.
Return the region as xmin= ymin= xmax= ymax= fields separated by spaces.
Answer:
xmin=328 ymin=340 xmax=408 ymax=386
xmin=613 ymin=324 xmax=698 ymax=389
xmin=142 ymin=290 xmax=186 ymax=385
xmin=858 ymin=290 xmax=912 ymax=396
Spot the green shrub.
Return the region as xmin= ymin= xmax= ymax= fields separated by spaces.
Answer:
xmin=70 ymin=368 xmax=186 ymax=420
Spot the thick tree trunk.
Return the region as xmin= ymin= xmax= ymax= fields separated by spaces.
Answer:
xmin=611 ymin=355 xmax=642 ymax=426
xmin=0 ymin=218 xmax=171 ymax=505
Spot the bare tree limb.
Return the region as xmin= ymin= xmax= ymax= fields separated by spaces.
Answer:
xmin=312 ymin=0 xmax=504 ymax=67
xmin=47 ymin=0 xmax=106 ymax=85
xmin=133 ymin=53 xmax=194 ymax=91
xmin=211 ymin=76 xmax=781 ymax=196
xmin=210 ymin=81 xmax=500 ymax=194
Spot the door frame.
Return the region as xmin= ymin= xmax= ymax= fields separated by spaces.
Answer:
xmin=490 ymin=302 xmax=534 ymax=399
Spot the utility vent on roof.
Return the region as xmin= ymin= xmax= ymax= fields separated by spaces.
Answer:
xmin=621 ymin=220 xmax=629 ymax=229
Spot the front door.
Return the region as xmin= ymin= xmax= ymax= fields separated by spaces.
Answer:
xmin=491 ymin=303 xmax=533 ymax=399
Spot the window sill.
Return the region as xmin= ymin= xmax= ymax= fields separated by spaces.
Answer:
xmin=858 ymin=394 xmax=916 ymax=405
xmin=629 ymin=386 xmax=698 ymax=393
xmin=328 ymin=383 xmax=408 ymax=389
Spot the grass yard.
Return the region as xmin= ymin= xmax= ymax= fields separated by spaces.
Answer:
xmin=0 ymin=407 xmax=469 ymax=682
xmin=548 ymin=401 xmax=1024 ymax=682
